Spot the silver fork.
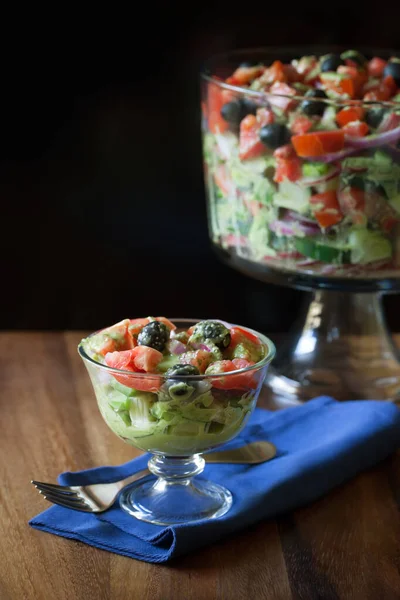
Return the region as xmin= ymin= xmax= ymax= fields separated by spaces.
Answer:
xmin=31 ymin=440 xmax=276 ymax=513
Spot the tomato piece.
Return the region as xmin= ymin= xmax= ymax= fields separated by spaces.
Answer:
xmin=131 ymin=346 xmax=163 ymax=372
xmin=268 ymin=82 xmax=297 ymax=111
xmin=94 ymin=319 xmax=135 ymax=356
xmin=368 ymin=57 xmax=387 ymax=77
xmin=339 ymin=77 xmax=356 ymax=98
xmin=227 ymin=327 xmax=263 ymax=363
xmin=273 ymin=144 xmax=296 ymax=159
xmin=337 ymin=65 xmax=359 ymax=78
xmin=105 ymin=349 xmax=162 ymax=391
xmin=261 ymin=60 xmax=287 ymax=84
xmin=205 ymin=360 xmax=236 ymax=389
xmin=321 ymin=67 xmax=368 ymax=99
xmin=239 ymin=115 xmax=265 ymax=160
xmin=225 ymin=76 xmax=241 ymax=86
xmin=232 ymin=65 xmax=264 ymax=85
xmin=155 ymin=317 xmax=176 ymax=331
xmin=310 ymin=191 xmax=343 ymax=228
xmin=231 ymin=358 xmax=258 ymax=389
xmin=238 ymin=109 xmax=275 ymax=161
xmin=292 ymin=131 xmax=345 ymax=157
xmin=231 ymin=358 xmax=253 ymax=369
xmin=106 ymin=347 xmax=162 ymax=373
xmin=363 ymin=89 xmax=388 ymax=101
xmin=336 ymin=106 xmax=365 ymax=127
xmin=282 ymin=64 xmax=302 ymax=83
xmin=208 ymin=84 xmax=229 ymax=134
xmin=383 ymin=75 xmax=398 ymax=95
xmin=105 ymin=349 xmax=134 ymax=371
xmin=205 ymin=359 xmax=257 ymax=390
xmin=274 ymin=156 xmax=302 ymax=183
xmin=291 ymin=114 xmax=314 ymax=135
xmin=130 ymin=318 xmax=149 ymax=325
xmin=337 ymin=67 xmax=368 ymax=96
xmin=363 ymin=76 xmax=397 ymax=102
xmin=320 ymin=73 xmax=355 ymax=98
xmin=256 ymin=107 xmax=275 ymax=127
xmin=343 ymin=121 xmax=369 ymax=137
xmin=179 ymin=350 xmax=213 ymax=373
xmin=230 ymin=326 xmax=260 ymax=347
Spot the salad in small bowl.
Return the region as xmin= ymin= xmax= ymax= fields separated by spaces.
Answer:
xmin=79 ymin=317 xmax=275 ymax=525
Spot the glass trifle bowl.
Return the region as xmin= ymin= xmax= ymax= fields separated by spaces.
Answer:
xmin=78 ymin=318 xmax=275 ymax=525
xmin=201 ymin=47 xmax=400 ymax=402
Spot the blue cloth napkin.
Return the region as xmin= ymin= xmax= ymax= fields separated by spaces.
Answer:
xmin=29 ymin=397 xmax=400 ymax=563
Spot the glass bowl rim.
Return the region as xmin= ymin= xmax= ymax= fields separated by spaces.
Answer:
xmin=77 ymin=318 xmax=276 ymax=381
xmin=200 ymin=45 xmax=400 ymax=109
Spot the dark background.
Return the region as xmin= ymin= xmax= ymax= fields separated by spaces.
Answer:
xmin=2 ymin=6 xmax=400 ymax=333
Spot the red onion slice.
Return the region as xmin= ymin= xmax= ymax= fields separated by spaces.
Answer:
xmin=167 ymin=339 xmax=187 ymax=355
xmin=309 ymin=146 xmax=360 ymax=164
xmin=298 ymin=165 xmax=340 ymax=187
xmin=269 ymin=219 xmax=320 ymax=237
xmin=344 ymin=125 xmax=400 ymax=149
xmin=190 ymin=342 xmax=212 ymax=352
xmin=296 ymin=258 xmax=321 ymax=267
xmin=286 ymin=210 xmax=317 ymax=225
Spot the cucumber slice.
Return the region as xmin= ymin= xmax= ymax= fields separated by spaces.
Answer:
xmin=294 ymin=237 xmax=351 ymax=264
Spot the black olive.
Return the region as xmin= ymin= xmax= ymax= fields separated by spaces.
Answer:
xmin=190 ymin=320 xmax=231 ymax=349
xmin=137 ymin=321 xmax=169 ymax=352
xmin=320 ymin=54 xmax=344 ymax=73
xmin=340 ymin=50 xmax=368 ymax=67
xmin=241 ymin=97 xmax=258 ymax=116
xmin=166 ymin=364 xmax=200 ymax=377
xmin=300 ymin=88 xmax=328 ymax=116
xmin=167 ymin=381 xmax=195 ymax=400
xmin=259 ymin=123 xmax=291 ymax=150
xmin=220 ymin=98 xmax=257 ymax=126
xmin=365 ymin=107 xmax=387 ymax=129
xmin=220 ymin=101 xmax=242 ymax=125
xmin=383 ymin=59 xmax=400 ymax=86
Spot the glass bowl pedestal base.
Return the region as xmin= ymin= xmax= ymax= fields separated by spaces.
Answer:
xmin=267 ymin=290 xmax=400 ymax=404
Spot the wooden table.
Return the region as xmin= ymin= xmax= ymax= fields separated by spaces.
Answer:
xmin=2 ymin=332 xmax=400 ymax=600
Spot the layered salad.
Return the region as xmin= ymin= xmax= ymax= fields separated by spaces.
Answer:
xmin=80 ymin=317 xmax=268 ymax=454
xmin=203 ymin=50 xmax=400 ymax=278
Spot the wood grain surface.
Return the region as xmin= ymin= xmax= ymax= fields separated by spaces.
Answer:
xmin=1 ymin=332 xmax=400 ymax=600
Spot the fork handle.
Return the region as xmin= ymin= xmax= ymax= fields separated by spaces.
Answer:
xmin=115 ymin=468 xmax=151 ymax=490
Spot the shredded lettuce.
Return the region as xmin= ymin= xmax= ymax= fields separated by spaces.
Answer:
xmin=302 ymin=162 xmax=329 ymax=178
xmin=248 ymin=210 xmax=277 ymax=260
xmin=348 ymin=229 xmax=392 ymax=264
xmin=128 ymin=393 xmax=157 ymax=429
xmin=273 ymin=179 xmax=311 ymax=213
